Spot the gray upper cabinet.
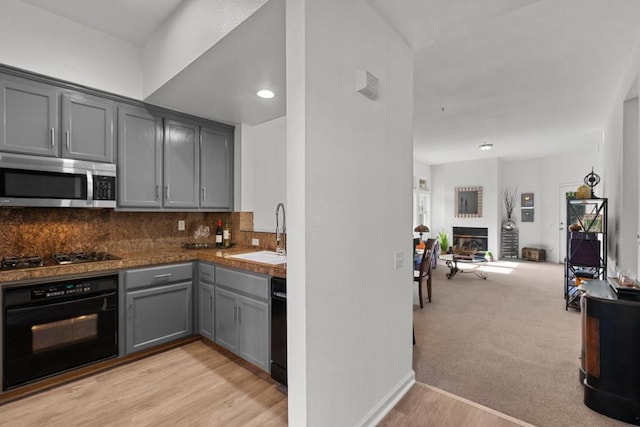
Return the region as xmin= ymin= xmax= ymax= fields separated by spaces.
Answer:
xmin=0 ymin=76 xmax=58 ymax=157
xmin=118 ymin=105 xmax=163 ymax=208
xmin=164 ymin=119 xmax=200 ymax=209
xmin=200 ymin=126 xmax=234 ymax=211
xmin=61 ymin=92 xmax=114 ymax=162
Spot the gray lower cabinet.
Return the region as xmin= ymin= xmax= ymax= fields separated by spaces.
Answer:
xmin=214 ymin=267 xmax=270 ymax=371
xmin=117 ymin=104 xmax=163 ymax=208
xmin=199 ymin=283 xmax=215 ymax=341
xmin=0 ymin=75 xmax=58 ymax=157
xmin=164 ymin=118 xmax=200 ymax=209
xmin=200 ymin=126 xmax=234 ymax=210
xmin=199 ymin=262 xmax=216 ymax=341
xmin=124 ymin=263 xmax=193 ymax=354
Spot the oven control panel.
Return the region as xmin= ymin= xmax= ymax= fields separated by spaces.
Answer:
xmin=4 ymin=274 xmax=118 ymax=308
xmin=32 ymin=282 xmax=93 ymax=299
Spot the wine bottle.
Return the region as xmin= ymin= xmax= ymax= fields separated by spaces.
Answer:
xmin=223 ymin=219 xmax=231 ymax=248
xmin=215 ymin=219 xmax=224 ymax=248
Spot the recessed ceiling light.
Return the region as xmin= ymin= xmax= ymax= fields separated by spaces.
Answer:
xmin=256 ymin=89 xmax=275 ymax=99
xmin=479 ymin=142 xmax=493 ymax=151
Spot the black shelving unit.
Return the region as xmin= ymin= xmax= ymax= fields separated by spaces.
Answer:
xmin=564 ymin=198 xmax=607 ymax=310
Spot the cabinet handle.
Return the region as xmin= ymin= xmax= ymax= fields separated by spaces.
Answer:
xmin=165 ymin=185 xmax=170 ymax=200
xmin=154 ymin=273 xmax=172 ymax=280
xmin=209 ymin=295 xmax=213 ymax=311
xmin=237 ymin=306 xmax=241 ymax=324
xmin=65 ymin=130 xmax=70 ymax=150
xmin=128 ymin=303 xmax=132 ymax=321
xmin=233 ymin=305 xmax=237 ymax=321
xmin=202 ymin=187 xmax=206 ymax=201
xmin=50 ymin=128 xmax=55 ymax=148
xmin=156 ymin=185 xmax=160 ymax=201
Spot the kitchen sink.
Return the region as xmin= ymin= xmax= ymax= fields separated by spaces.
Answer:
xmin=228 ymin=251 xmax=286 ymax=265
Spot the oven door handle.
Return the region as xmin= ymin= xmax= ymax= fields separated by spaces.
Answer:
xmin=101 ymin=297 xmax=117 ymax=311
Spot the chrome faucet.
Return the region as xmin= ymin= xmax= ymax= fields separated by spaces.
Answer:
xmin=275 ymin=202 xmax=286 ymax=255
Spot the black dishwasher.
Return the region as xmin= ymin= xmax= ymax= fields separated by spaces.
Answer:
xmin=270 ymin=277 xmax=287 ymax=387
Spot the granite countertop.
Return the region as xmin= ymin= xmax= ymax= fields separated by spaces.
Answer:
xmin=0 ymin=246 xmax=286 ymax=284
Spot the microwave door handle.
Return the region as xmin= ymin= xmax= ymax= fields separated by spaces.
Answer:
xmin=87 ymin=171 xmax=94 ymax=205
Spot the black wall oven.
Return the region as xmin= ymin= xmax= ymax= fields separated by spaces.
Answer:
xmin=3 ymin=274 xmax=118 ymax=390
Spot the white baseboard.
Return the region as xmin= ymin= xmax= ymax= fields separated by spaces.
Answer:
xmin=357 ymin=370 xmax=416 ymax=426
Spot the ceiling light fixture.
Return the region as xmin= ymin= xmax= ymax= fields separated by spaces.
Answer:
xmin=479 ymin=142 xmax=493 ymax=151
xmin=256 ymin=89 xmax=275 ymax=99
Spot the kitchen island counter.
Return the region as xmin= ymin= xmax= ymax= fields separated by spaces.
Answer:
xmin=0 ymin=246 xmax=286 ymax=283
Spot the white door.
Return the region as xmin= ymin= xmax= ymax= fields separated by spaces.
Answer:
xmin=559 ymin=183 xmax=582 ymax=264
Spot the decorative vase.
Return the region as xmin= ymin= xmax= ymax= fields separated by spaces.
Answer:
xmin=502 ymin=217 xmax=516 ymax=231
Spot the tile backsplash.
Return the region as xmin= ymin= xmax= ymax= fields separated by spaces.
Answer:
xmin=0 ymin=208 xmax=275 ymax=256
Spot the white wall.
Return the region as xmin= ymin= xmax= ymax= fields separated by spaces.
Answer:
xmin=602 ymin=35 xmax=640 ymax=275
xmin=430 ymin=151 xmax=599 ymax=262
xmin=620 ymin=96 xmax=639 ymax=272
xmin=431 ymin=159 xmax=501 ymax=256
xmin=142 ymin=0 xmax=268 ymax=97
xmin=0 ymin=0 xmax=143 ymax=98
xmin=501 ymin=149 xmax=599 ymax=263
xmin=287 ymin=0 xmax=414 ymax=425
xmin=240 ymin=116 xmax=287 ymax=231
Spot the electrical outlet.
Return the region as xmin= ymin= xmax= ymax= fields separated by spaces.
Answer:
xmin=252 ymin=238 xmax=260 ymax=246
xmin=394 ymin=251 xmax=404 ymax=269
xmin=178 ymin=220 xmax=185 ymax=231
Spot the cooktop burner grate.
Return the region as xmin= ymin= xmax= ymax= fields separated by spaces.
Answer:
xmin=1 ymin=255 xmax=44 ymax=270
xmin=52 ymin=252 xmax=121 ymax=265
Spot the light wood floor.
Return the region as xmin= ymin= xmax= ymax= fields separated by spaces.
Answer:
xmin=0 ymin=341 xmax=287 ymax=427
xmin=379 ymin=383 xmax=533 ymax=427
xmin=0 ymin=341 xmax=530 ymax=426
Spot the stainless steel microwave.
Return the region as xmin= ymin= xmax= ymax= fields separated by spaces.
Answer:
xmin=0 ymin=153 xmax=116 ymax=208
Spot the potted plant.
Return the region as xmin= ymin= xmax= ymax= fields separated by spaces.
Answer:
xmin=438 ymin=230 xmax=449 ymax=254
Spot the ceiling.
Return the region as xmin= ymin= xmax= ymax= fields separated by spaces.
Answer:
xmin=22 ymin=0 xmax=185 ymax=45
xmin=370 ymin=0 xmax=640 ymax=164
xmin=20 ymin=0 xmax=640 ymax=164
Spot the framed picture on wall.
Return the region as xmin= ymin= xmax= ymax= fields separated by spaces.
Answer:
xmin=522 ymin=208 xmax=534 ymax=222
xmin=521 ymin=193 xmax=534 ymax=208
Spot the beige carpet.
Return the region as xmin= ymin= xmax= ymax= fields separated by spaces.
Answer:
xmin=413 ymin=259 xmax=628 ymax=427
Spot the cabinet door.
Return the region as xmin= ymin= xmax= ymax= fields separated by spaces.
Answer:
xmin=215 ymin=287 xmax=239 ymax=353
xmin=199 ymin=283 xmax=215 ymax=341
xmin=164 ymin=119 xmax=199 ymax=208
xmin=0 ymin=77 xmax=58 ymax=156
xmin=200 ymin=126 xmax=234 ymax=210
xmin=117 ymin=105 xmax=163 ymax=208
xmin=62 ymin=92 xmax=114 ymax=162
xmin=238 ymin=296 xmax=269 ymax=371
xmin=126 ymin=281 xmax=192 ymax=354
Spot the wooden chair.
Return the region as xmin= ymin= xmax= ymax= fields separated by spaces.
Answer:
xmin=414 ymin=238 xmax=436 ymax=308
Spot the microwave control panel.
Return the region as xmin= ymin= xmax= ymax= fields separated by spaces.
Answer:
xmin=94 ymin=176 xmax=116 ymax=201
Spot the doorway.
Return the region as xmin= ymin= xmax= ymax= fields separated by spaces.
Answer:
xmin=558 ymin=183 xmax=583 ymax=264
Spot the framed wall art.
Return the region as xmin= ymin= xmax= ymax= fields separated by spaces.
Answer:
xmin=455 ymin=186 xmax=483 ymax=218
xmin=521 ymin=193 xmax=534 ymax=208
xmin=522 ymin=208 xmax=534 ymax=222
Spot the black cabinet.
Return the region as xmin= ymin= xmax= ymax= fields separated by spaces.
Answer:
xmin=501 ymin=229 xmax=519 ymax=258
xmin=564 ymin=198 xmax=607 ymax=310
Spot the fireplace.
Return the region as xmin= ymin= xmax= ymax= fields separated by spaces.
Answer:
xmin=452 ymin=227 xmax=488 ymax=253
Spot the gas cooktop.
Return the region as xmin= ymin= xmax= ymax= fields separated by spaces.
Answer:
xmin=1 ymin=252 xmax=121 ymax=270
xmin=52 ymin=252 xmax=121 ymax=265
